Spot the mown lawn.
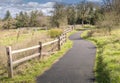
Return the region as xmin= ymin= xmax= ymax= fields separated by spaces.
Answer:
xmin=81 ymin=28 xmax=120 ymax=83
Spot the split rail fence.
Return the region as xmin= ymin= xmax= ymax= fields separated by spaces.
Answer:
xmin=6 ymin=27 xmax=74 ymax=78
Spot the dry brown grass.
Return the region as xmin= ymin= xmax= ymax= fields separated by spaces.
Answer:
xmin=0 ymin=26 xmax=73 ymax=79
xmin=0 ymin=28 xmax=54 ymax=78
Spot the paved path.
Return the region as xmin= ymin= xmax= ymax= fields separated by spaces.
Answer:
xmin=36 ymin=31 xmax=96 ymax=83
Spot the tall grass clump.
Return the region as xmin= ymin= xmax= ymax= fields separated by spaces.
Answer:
xmin=48 ymin=28 xmax=63 ymax=38
xmin=81 ymin=30 xmax=94 ymax=39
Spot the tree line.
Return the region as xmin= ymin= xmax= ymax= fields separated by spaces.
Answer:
xmin=0 ymin=0 xmax=119 ymax=29
xmin=95 ymin=0 xmax=120 ymax=34
xmin=0 ymin=10 xmax=49 ymax=29
xmin=51 ymin=0 xmax=120 ymax=29
xmin=51 ymin=1 xmax=100 ymax=27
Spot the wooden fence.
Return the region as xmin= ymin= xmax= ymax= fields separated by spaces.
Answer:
xmin=6 ymin=27 xmax=73 ymax=78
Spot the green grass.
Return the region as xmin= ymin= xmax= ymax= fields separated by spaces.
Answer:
xmin=76 ymin=24 xmax=95 ymax=32
xmin=0 ymin=35 xmax=28 ymax=46
xmin=0 ymin=30 xmax=47 ymax=46
xmin=80 ymin=30 xmax=91 ymax=38
xmin=83 ymin=24 xmax=96 ymax=29
xmin=0 ymin=30 xmax=75 ymax=83
xmin=81 ymin=29 xmax=120 ymax=83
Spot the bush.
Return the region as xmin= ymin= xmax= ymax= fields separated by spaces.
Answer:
xmin=49 ymin=28 xmax=63 ymax=38
xmin=83 ymin=25 xmax=95 ymax=28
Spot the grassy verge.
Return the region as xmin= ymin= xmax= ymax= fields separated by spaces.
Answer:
xmin=81 ymin=29 xmax=120 ymax=83
xmin=0 ymin=30 xmax=76 ymax=83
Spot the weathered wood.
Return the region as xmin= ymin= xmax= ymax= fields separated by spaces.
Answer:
xmin=42 ymin=39 xmax=58 ymax=47
xmin=13 ymin=53 xmax=40 ymax=65
xmin=60 ymin=35 xmax=63 ymax=40
xmin=12 ymin=39 xmax=59 ymax=54
xmin=39 ymin=42 xmax=42 ymax=59
xmin=65 ymin=33 xmax=67 ymax=42
xmin=58 ymin=36 xmax=61 ymax=50
xmin=12 ymin=45 xmax=40 ymax=54
xmin=60 ymin=34 xmax=66 ymax=40
xmin=59 ymin=33 xmax=67 ymax=46
xmin=61 ymin=38 xmax=66 ymax=45
xmin=6 ymin=27 xmax=73 ymax=78
xmin=6 ymin=46 xmax=13 ymax=78
xmin=60 ymin=40 xmax=63 ymax=46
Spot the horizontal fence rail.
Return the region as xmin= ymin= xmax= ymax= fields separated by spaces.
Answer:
xmin=12 ymin=45 xmax=40 ymax=54
xmin=6 ymin=27 xmax=73 ymax=78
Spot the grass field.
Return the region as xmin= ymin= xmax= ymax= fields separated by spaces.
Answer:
xmin=0 ymin=29 xmax=51 ymax=82
xmin=0 ymin=29 xmax=75 ymax=82
xmin=81 ymin=28 xmax=120 ymax=83
xmin=0 ymin=29 xmax=48 ymax=46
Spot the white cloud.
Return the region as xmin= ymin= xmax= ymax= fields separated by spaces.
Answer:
xmin=0 ymin=0 xmax=22 ymax=3
xmin=27 ymin=2 xmax=55 ymax=8
xmin=0 ymin=7 xmax=2 ymax=10
xmin=28 ymin=2 xmax=40 ymax=7
xmin=41 ymin=2 xmax=55 ymax=8
xmin=87 ymin=0 xmax=101 ymax=2
xmin=52 ymin=0 xmax=63 ymax=2
xmin=0 ymin=2 xmax=55 ymax=18
xmin=11 ymin=0 xmax=21 ymax=2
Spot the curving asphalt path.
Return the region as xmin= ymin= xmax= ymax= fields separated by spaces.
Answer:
xmin=36 ymin=31 xmax=96 ymax=83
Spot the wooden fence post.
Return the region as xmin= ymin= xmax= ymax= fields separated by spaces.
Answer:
xmin=65 ymin=33 xmax=67 ymax=42
xmin=63 ymin=33 xmax=65 ymax=43
xmin=58 ymin=36 xmax=61 ymax=50
xmin=72 ymin=25 xmax=74 ymax=30
xmin=39 ymin=42 xmax=42 ymax=59
xmin=6 ymin=46 xmax=13 ymax=78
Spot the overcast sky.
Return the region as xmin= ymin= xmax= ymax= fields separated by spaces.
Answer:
xmin=0 ymin=0 xmax=101 ymax=18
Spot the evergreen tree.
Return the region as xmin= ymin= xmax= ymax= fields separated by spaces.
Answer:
xmin=3 ymin=10 xmax=12 ymax=21
xmin=16 ymin=11 xmax=29 ymax=28
xmin=2 ymin=10 xmax=16 ymax=29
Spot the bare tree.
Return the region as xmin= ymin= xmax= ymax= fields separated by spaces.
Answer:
xmin=50 ymin=3 xmax=68 ymax=28
xmin=76 ymin=0 xmax=92 ymax=26
xmin=102 ymin=0 xmax=120 ymax=25
xmin=66 ymin=5 xmax=77 ymax=25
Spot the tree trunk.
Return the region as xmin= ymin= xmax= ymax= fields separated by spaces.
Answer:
xmin=82 ymin=19 xmax=84 ymax=27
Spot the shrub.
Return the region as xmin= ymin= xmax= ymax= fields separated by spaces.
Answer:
xmin=83 ymin=25 xmax=95 ymax=28
xmin=81 ymin=30 xmax=93 ymax=39
xmin=49 ymin=28 xmax=63 ymax=38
